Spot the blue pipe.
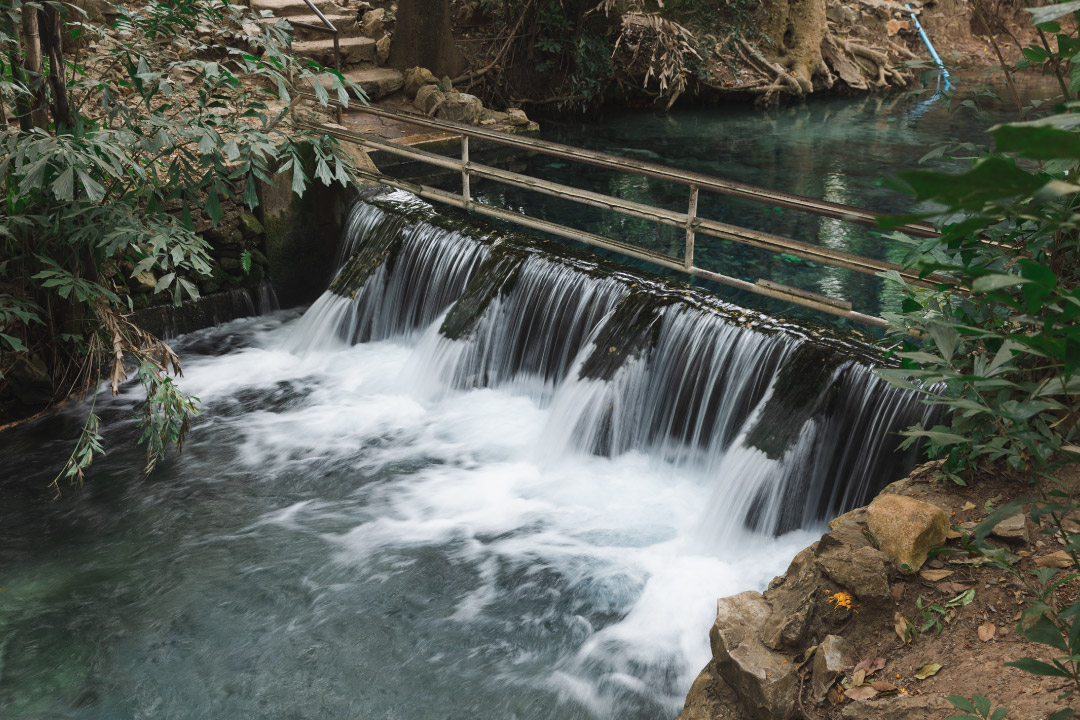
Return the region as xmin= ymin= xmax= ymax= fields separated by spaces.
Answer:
xmin=905 ymin=3 xmax=952 ymax=89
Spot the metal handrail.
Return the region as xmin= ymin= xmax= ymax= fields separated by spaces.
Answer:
xmin=287 ymin=0 xmax=342 ymax=74
xmin=299 ymin=104 xmax=954 ymax=327
xmin=310 ymin=102 xmax=940 ymax=239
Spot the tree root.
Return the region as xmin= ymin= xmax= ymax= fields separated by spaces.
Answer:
xmin=738 ymin=38 xmax=802 ymax=96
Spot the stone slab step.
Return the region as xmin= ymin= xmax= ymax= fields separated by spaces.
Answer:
xmin=260 ymin=13 xmax=360 ymax=42
xmin=292 ymin=35 xmax=376 ymax=67
xmin=252 ymin=0 xmax=344 ymax=19
xmin=320 ymin=67 xmax=404 ymax=100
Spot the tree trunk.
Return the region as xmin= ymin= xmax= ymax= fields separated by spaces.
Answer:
xmin=40 ymin=5 xmax=74 ymax=128
xmin=756 ymin=0 xmax=828 ymax=93
xmin=20 ymin=7 xmax=50 ymax=129
xmin=388 ymin=0 xmax=466 ymax=78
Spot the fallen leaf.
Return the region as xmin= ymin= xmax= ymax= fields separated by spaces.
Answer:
xmin=1035 ymin=550 xmax=1071 ymax=569
xmin=870 ymin=681 xmax=898 ymax=694
xmin=852 ymin=669 xmax=866 ymax=687
xmin=853 ymin=656 xmax=887 ymax=676
xmin=920 ymin=569 xmax=953 ymax=581
xmin=894 ymin=612 xmax=910 ymax=643
xmin=845 ymin=685 xmax=879 ymax=701
xmin=946 ymin=529 xmax=962 ymax=539
xmin=962 ymin=501 xmax=976 ymax=511
xmin=937 ymin=581 xmax=971 ymax=594
xmin=890 ymin=583 xmax=905 ymax=602
xmin=914 ymin=662 xmax=942 ymax=680
xmin=978 ymin=622 xmax=996 ymax=642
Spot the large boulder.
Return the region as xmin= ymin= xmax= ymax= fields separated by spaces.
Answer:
xmin=815 ymin=544 xmax=891 ymax=602
xmin=677 ymin=661 xmax=743 ymax=720
xmin=413 ymin=84 xmax=445 ymax=115
xmin=761 ymin=544 xmax=820 ymax=650
xmin=811 ymin=635 xmax=853 ymax=702
xmin=867 ymin=494 xmax=949 ymax=573
xmin=435 ymin=92 xmax=483 ymax=124
xmin=404 ymin=67 xmax=438 ymax=100
xmin=710 ymin=591 xmax=797 ymax=720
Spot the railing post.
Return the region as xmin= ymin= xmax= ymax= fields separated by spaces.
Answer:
xmin=461 ymin=136 xmax=471 ymax=206
xmin=685 ymin=185 xmax=698 ymax=270
xmin=333 ymin=32 xmax=343 ymax=123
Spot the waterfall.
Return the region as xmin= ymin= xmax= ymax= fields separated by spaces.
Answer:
xmin=288 ymin=191 xmax=931 ymax=536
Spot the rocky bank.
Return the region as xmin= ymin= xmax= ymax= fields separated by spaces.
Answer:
xmin=679 ymin=461 xmax=1077 ymax=720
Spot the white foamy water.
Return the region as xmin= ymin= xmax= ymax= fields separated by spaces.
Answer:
xmin=160 ymin=312 xmax=817 ymax=719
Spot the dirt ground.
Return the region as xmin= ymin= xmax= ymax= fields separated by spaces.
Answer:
xmin=808 ymin=464 xmax=1079 ymax=719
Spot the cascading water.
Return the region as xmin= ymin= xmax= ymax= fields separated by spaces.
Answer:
xmin=291 ymin=190 xmax=933 ymax=537
xmin=1 ymin=189 xmax=933 ymax=720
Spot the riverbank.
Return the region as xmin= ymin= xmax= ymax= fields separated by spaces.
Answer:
xmin=679 ymin=461 xmax=1078 ymax=720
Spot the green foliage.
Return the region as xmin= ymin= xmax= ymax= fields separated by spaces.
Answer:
xmin=916 ymin=588 xmax=976 ymax=636
xmin=0 ymin=0 xmax=364 ymax=484
xmin=945 ymin=693 xmax=1010 ymax=720
xmin=880 ymin=61 xmax=1080 ymax=708
xmin=875 ymin=113 xmax=1080 ymax=482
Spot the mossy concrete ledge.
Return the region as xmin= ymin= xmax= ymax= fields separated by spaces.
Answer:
xmin=256 ymin=148 xmax=368 ymax=308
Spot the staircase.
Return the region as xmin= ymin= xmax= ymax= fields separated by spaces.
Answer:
xmin=252 ymin=0 xmax=404 ymax=100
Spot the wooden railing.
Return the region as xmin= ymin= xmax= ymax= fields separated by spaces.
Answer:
xmin=304 ymin=103 xmax=951 ymax=328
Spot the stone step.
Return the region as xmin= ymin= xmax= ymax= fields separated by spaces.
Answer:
xmin=292 ymin=35 xmax=376 ymax=67
xmin=260 ymin=13 xmax=360 ymax=42
xmin=321 ymin=67 xmax=404 ymax=100
xmin=252 ymin=0 xmax=343 ymax=19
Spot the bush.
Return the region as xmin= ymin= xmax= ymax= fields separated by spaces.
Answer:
xmin=0 ymin=0 xmax=363 ymax=486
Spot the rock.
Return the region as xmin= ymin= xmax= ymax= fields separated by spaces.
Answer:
xmin=839 ymin=693 xmax=953 ymax=719
xmin=677 ymin=661 xmax=742 ymax=720
xmin=990 ymin=513 xmax=1028 ymax=542
xmin=826 ymin=3 xmax=858 ymax=24
xmin=811 ymin=635 xmax=853 ymax=702
xmin=507 ymin=107 xmax=530 ymax=126
xmin=867 ymin=494 xmax=949 ymax=572
xmin=413 ymin=84 xmax=446 ymax=115
xmin=404 ymin=67 xmax=438 ymax=100
xmin=240 ymin=212 xmax=264 ymax=235
xmin=815 ymin=544 xmax=891 ymax=601
xmin=360 ymin=8 xmax=384 ymax=38
xmin=435 ymin=92 xmax=483 ymax=124
xmin=710 ymin=591 xmax=796 ymax=720
xmin=828 ymin=506 xmax=867 ymax=530
xmin=376 ymin=35 xmax=390 ymax=66
xmin=438 ymin=75 xmax=454 ymax=92
xmin=761 ymin=545 xmax=820 ymax=650
xmin=133 ymin=271 xmax=158 ymax=292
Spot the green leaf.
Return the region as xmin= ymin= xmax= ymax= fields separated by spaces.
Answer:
xmin=1003 ymin=657 xmax=1070 ymax=678
xmin=154 ymin=272 xmax=175 ymax=294
xmin=51 ymin=166 xmax=74 ymax=201
xmin=948 ymin=696 xmax=977 ymax=713
xmin=0 ymin=332 xmax=28 ymax=352
xmin=973 ymin=274 xmax=1031 ymax=293
xmin=974 ymin=695 xmax=991 ymax=716
xmin=993 ymin=123 xmax=1080 ymax=160
xmin=894 ymin=157 xmax=1049 ymax=211
xmin=75 ymin=168 xmax=106 ymax=203
xmin=1028 ymin=0 xmax=1080 ymax=25
xmin=990 ymin=708 xmax=1009 ymax=720
xmin=1023 ymin=613 xmax=1070 ymax=652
